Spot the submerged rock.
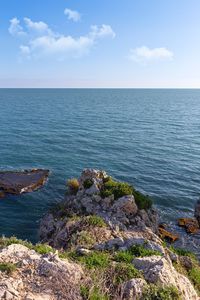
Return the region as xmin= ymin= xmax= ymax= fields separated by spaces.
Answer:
xmin=178 ymin=217 xmax=199 ymax=234
xmin=158 ymin=226 xmax=179 ymax=242
xmin=0 ymin=169 xmax=49 ymax=195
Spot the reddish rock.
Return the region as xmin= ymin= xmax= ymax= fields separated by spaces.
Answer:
xmin=0 ymin=169 xmax=49 ymax=195
xmin=178 ymin=218 xmax=199 ymax=234
xmin=158 ymin=226 xmax=179 ymax=243
xmin=0 ymin=191 xmax=5 ymax=199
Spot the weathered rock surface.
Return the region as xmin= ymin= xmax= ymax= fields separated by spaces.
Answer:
xmin=2 ymin=168 xmax=198 ymax=300
xmin=122 ymin=278 xmax=147 ymax=300
xmin=0 ymin=244 xmax=83 ymax=300
xmin=133 ymin=255 xmax=199 ymax=300
xmin=40 ymin=169 xmax=158 ymax=249
xmin=0 ymin=169 xmax=49 ymax=195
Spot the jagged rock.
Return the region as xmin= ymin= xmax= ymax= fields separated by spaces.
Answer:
xmin=179 ymin=256 xmax=193 ymax=270
xmin=76 ymin=247 xmax=91 ymax=255
xmin=158 ymin=226 xmax=179 ymax=242
xmin=168 ymin=250 xmax=178 ymax=263
xmin=132 ymin=255 xmax=199 ymax=300
xmin=178 ymin=218 xmax=199 ymax=234
xmin=122 ymin=278 xmax=147 ymax=300
xmin=0 ymin=169 xmax=49 ymax=195
xmin=195 ymin=200 xmax=200 ymax=225
xmin=111 ymin=195 xmax=138 ymax=216
xmin=40 ymin=169 xmax=158 ymax=248
xmin=0 ymin=244 xmax=83 ymax=300
xmin=85 ymin=183 xmax=100 ymax=195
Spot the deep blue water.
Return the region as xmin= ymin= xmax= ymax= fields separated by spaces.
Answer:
xmin=0 ymin=89 xmax=200 ymax=245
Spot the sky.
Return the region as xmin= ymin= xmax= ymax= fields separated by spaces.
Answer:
xmin=0 ymin=0 xmax=200 ymax=88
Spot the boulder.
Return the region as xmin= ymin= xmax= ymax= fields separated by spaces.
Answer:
xmin=0 ymin=244 xmax=83 ymax=300
xmin=178 ymin=218 xmax=199 ymax=234
xmin=111 ymin=195 xmax=138 ymax=216
xmin=0 ymin=169 xmax=49 ymax=195
xmin=132 ymin=255 xmax=199 ymax=300
xmin=158 ymin=226 xmax=179 ymax=242
xmin=122 ymin=278 xmax=147 ymax=299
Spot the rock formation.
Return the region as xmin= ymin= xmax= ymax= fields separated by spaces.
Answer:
xmin=0 ymin=169 xmax=49 ymax=195
xmin=0 ymin=169 xmax=200 ymax=299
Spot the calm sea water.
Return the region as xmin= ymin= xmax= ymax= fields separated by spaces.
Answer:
xmin=0 ymin=89 xmax=200 ymax=247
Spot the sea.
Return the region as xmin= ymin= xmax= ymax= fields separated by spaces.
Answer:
xmin=0 ymin=89 xmax=200 ymax=251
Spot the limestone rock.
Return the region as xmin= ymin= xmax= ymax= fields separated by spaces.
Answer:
xmin=111 ymin=195 xmax=138 ymax=216
xmin=122 ymin=278 xmax=147 ymax=300
xmin=0 ymin=244 xmax=83 ymax=300
xmin=132 ymin=255 xmax=199 ymax=300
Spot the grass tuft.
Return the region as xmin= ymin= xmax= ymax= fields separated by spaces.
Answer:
xmin=143 ymin=285 xmax=181 ymax=300
xmin=0 ymin=262 xmax=17 ymax=274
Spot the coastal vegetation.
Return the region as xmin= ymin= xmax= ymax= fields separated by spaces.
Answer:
xmin=0 ymin=169 xmax=200 ymax=299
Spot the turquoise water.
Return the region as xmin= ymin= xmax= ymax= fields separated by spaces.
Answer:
xmin=0 ymin=89 xmax=200 ymax=243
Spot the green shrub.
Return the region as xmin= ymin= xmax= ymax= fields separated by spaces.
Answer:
xmin=0 ymin=262 xmax=17 ymax=274
xmin=71 ymin=230 xmax=95 ymax=248
xmin=129 ymin=244 xmax=161 ymax=257
xmin=114 ymin=250 xmax=133 ymax=263
xmin=113 ymin=262 xmax=141 ymax=284
xmin=132 ymin=190 xmax=152 ymax=210
xmin=83 ymin=179 xmax=94 ymax=189
xmin=85 ymin=215 xmax=106 ymax=227
xmin=80 ymin=285 xmax=90 ymax=299
xmin=81 ymin=286 xmax=108 ymax=300
xmin=169 ymin=246 xmax=196 ymax=259
xmin=100 ymin=177 xmax=152 ymax=210
xmin=100 ymin=178 xmax=133 ymax=200
xmin=0 ymin=236 xmax=33 ymax=249
xmin=33 ymin=243 xmax=53 ymax=255
xmin=189 ymin=267 xmax=200 ymax=290
xmin=67 ymin=178 xmax=79 ymax=194
xmin=143 ymin=285 xmax=181 ymax=300
xmin=80 ymin=251 xmax=111 ymax=269
xmin=100 ymin=189 xmax=113 ymax=198
xmin=89 ymin=287 xmax=108 ymax=300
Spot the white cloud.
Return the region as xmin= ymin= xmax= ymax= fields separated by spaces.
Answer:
xmin=129 ymin=46 xmax=173 ymax=63
xmin=24 ymin=18 xmax=52 ymax=34
xmin=90 ymin=24 xmax=116 ymax=39
xmin=9 ymin=18 xmax=26 ymax=36
xmin=8 ymin=15 xmax=116 ymax=60
xmin=64 ymin=8 xmax=81 ymax=22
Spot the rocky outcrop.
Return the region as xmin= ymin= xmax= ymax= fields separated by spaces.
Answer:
xmin=0 ymin=169 xmax=49 ymax=196
xmin=133 ymin=255 xmax=199 ymax=300
xmin=40 ymin=169 xmax=158 ymax=249
xmin=1 ymin=169 xmax=199 ymax=300
xmin=0 ymin=244 xmax=83 ymax=300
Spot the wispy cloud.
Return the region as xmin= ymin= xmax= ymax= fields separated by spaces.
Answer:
xmin=9 ymin=18 xmax=26 ymax=36
xmin=9 ymin=14 xmax=115 ymax=60
xmin=64 ymin=8 xmax=81 ymax=22
xmin=129 ymin=46 xmax=173 ymax=63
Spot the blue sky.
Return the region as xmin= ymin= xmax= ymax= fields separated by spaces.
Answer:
xmin=0 ymin=0 xmax=200 ymax=87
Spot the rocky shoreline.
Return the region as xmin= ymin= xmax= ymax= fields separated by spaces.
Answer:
xmin=0 ymin=169 xmax=200 ymax=299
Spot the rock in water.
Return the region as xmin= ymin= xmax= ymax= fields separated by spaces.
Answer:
xmin=0 ymin=169 xmax=49 ymax=194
